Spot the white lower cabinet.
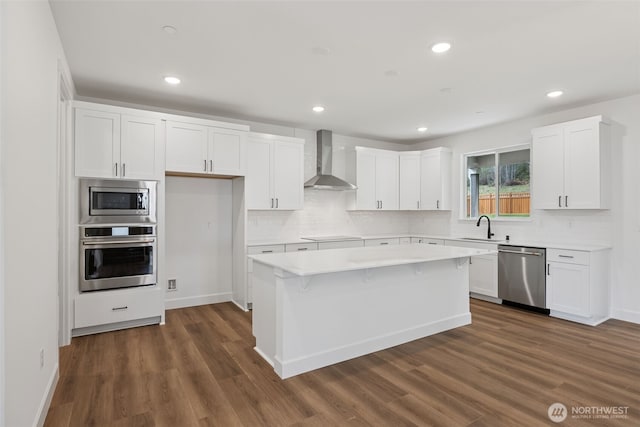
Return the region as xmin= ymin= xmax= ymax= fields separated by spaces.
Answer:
xmin=445 ymin=239 xmax=499 ymax=300
xmin=247 ymin=245 xmax=285 ymax=306
xmin=364 ymin=238 xmax=401 ymax=247
xmin=74 ymin=286 xmax=164 ymax=330
xmin=546 ymin=248 xmax=609 ymax=325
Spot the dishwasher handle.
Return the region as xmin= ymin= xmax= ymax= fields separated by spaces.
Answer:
xmin=498 ymin=249 xmax=543 ymax=256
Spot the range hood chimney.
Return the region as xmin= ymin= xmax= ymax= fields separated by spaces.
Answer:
xmin=304 ymin=130 xmax=357 ymax=190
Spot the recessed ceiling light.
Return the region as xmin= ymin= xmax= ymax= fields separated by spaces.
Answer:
xmin=312 ymin=106 xmax=325 ymax=113
xmin=431 ymin=42 xmax=451 ymax=53
xmin=164 ymin=76 xmax=181 ymax=85
xmin=417 ymin=127 xmax=428 ymax=132
xmin=547 ymin=90 xmax=564 ymax=98
xmin=162 ymin=25 xmax=177 ymax=35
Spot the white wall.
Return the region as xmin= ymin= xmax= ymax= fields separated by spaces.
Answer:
xmin=247 ymin=130 xmax=412 ymax=241
xmin=1 ymin=1 xmax=73 ymax=426
xmin=409 ymin=94 xmax=640 ymax=323
xmin=165 ymin=176 xmax=233 ymax=309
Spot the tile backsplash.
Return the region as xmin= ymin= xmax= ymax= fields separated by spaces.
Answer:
xmin=247 ymin=189 xmax=410 ymax=241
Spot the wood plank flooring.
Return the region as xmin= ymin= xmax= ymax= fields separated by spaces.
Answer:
xmin=45 ymin=300 xmax=640 ymax=426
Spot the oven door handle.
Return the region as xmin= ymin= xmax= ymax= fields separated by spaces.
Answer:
xmin=82 ymin=238 xmax=155 ymax=245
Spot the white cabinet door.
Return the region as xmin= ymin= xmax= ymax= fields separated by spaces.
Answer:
xmin=165 ymin=121 xmax=208 ymax=174
xmin=420 ymin=149 xmax=451 ymax=210
xmin=399 ymin=154 xmax=421 ymax=210
xmin=120 ymin=115 xmax=163 ymax=180
xmin=564 ymin=121 xmax=601 ymax=209
xmin=273 ymin=140 xmax=304 ymax=210
xmin=376 ymin=152 xmax=399 ymax=210
xmin=317 ymin=240 xmax=364 ymax=250
xmin=548 ymin=262 xmax=590 ymax=316
xmin=209 ymin=127 xmax=247 ymax=176
xmin=75 ymin=109 xmax=120 ymax=178
xmin=532 ymin=116 xmax=608 ymax=210
xmin=356 ymin=149 xmax=377 ymax=210
xmin=532 ymin=126 xmax=564 ymax=209
xmin=246 ymin=137 xmax=273 ymax=209
xmin=469 ymin=255 xmax=498 ymax=297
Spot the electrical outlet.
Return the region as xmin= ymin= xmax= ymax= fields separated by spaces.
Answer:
xmin=168 ymin=279 xmax=177 ymax=291
xmin=40 ymin=348 xmax=44 ymax=369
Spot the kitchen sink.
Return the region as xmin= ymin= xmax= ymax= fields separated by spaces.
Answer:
xmin=461 ymin=237 xmax=506 ymax=242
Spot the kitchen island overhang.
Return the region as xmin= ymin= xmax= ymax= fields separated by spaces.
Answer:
xmin=249 ymin=244 xmax=495 ymax=379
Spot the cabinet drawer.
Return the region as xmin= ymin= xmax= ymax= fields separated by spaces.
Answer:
xmin=318 ymin=240 xmax=364 ymax=250
xmin=412 ymin=237 xmax=445 ymax=245
xmin=547 ymin=249 xmax=589 ymax=265
xmin=285 ymin=242 xmax=319 ymax=252
xmin=247 ymin=244 xmax=285 ymax=255
xmin=364 ymin=238 xmax=400 ymax=247
xmin=75 ymin=287 xmax=163 ymax=329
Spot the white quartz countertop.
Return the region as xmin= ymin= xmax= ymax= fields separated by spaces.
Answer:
xmin=248 ymin=234 xmax=611 ymax=252
xmin=249 ymin=244 xmax=494 ymax=276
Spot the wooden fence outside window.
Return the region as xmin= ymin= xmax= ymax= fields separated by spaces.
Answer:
xmin=467 ymin=193 xmax=530 ymax=216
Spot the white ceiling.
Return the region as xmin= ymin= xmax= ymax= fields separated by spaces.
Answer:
xmin=50 ymin=1 xmax=640 ymax=143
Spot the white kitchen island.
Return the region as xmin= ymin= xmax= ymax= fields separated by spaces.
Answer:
xmin=249 ymin=243 xmax=494 ymax=379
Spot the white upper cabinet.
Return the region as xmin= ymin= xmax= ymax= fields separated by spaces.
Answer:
xmin=120 ymin=115 xmax=163 ymax=180
xmin=165 ymin=121 xmax=208 ymax=174
xmin=420 ymin=147 xmax=452 ymax=210
xmin=532 ymin=116 xmax=610 ymax=209
xmin=355 ymin=147 xmax=399 ymax=210
xmin=165 ymin=121 xmax=247 ymax=176
xmin=246 ymin=133 xmax=304 ymax=210
xmin=75 ymin=109 xmax=120 ymax=179
xmin=399 ymin=152 xmax=421 ymax=210
xmin=75 ymin=106 xmax=163 ymax=180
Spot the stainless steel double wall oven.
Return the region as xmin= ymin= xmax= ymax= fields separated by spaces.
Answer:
xmin=79 ymin=179 xmax=157 ymax=292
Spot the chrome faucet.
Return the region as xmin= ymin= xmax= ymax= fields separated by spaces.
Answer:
xmin=476 ymin=215 xmax=495 ymax=239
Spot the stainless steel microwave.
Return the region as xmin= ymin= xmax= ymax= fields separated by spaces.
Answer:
xmin=79 ymin=179 xmax=157 ymax=224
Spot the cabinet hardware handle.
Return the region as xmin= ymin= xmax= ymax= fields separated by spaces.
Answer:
xmin=204 ymin=160 xmax=207 ymax=172
xmin=297 ymin=248 xmax=308 ymax=251
xmin=558 ymin=195 xmax=562 ymax=207
xmin=270 ymin=198 xmax=274 ymax=208
xmin=112 ymin=306 xmax=128 ymax=311
xmin=547 ymin=264 xmax=550 ymax=275
xmin=115 ymin=163 xmax=118 ymax=177
xmin=210 ymin=160 xmax=213 ymax=172
xmin=558 ymin=254 xmax=574 ymax=259
xmin=436 ymin=200 xmax=440 ymax=209
xmin=469 ymin=258 xmax=472 ymax=265
xmin=122 ymin=163 xmax=126 ymax=177
xmin=261 ymin=250 xmax=273 ymax=253
xmin=428 ymin=242 xmax=438 ymax=245
xmin=565 ymin=195 xmax=568 ymax=207
xmin=380 ymin=242 xmax=389 ymax=245
xmin=380 ymin=200 xmax=383 ymax=209
xmin=417 ymin=201 xmax=420 ymax=209
xmin=276 ymin=198 xmax=279 ymax=208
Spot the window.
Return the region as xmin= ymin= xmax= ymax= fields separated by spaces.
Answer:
xmin=465 ymin=146 xmax=530 ymax=218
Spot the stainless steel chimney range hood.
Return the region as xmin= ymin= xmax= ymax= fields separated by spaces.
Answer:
xmin=304 ymin=129 xmax=357 ymax=190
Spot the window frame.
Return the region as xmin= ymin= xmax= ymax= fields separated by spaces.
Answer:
xmin=460 ymin=143 xmax=532 ymax=222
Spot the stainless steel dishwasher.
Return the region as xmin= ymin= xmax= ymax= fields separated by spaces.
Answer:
xmin=498 ymin=245 xmax=547 ymax=309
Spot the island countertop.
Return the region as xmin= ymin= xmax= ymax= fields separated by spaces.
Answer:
xmin=249 ymin=243 xmax=494 ymax=276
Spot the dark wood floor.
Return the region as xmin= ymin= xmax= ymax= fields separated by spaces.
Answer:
xmin=45 ymin=300 xmax=639 ymax=426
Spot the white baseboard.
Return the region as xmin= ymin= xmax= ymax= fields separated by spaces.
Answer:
xmin=165 ymin=292 xmax=232 ymax=310
xmin=611 ymin=308 xmax=640 ymax=325
xmin=35 ymin=363 xmax=59 ymax=427
xmin=274 ymin=313 xmax=471 ymax=379
xmin=469 ymin=293 xmax=502 ymax=304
